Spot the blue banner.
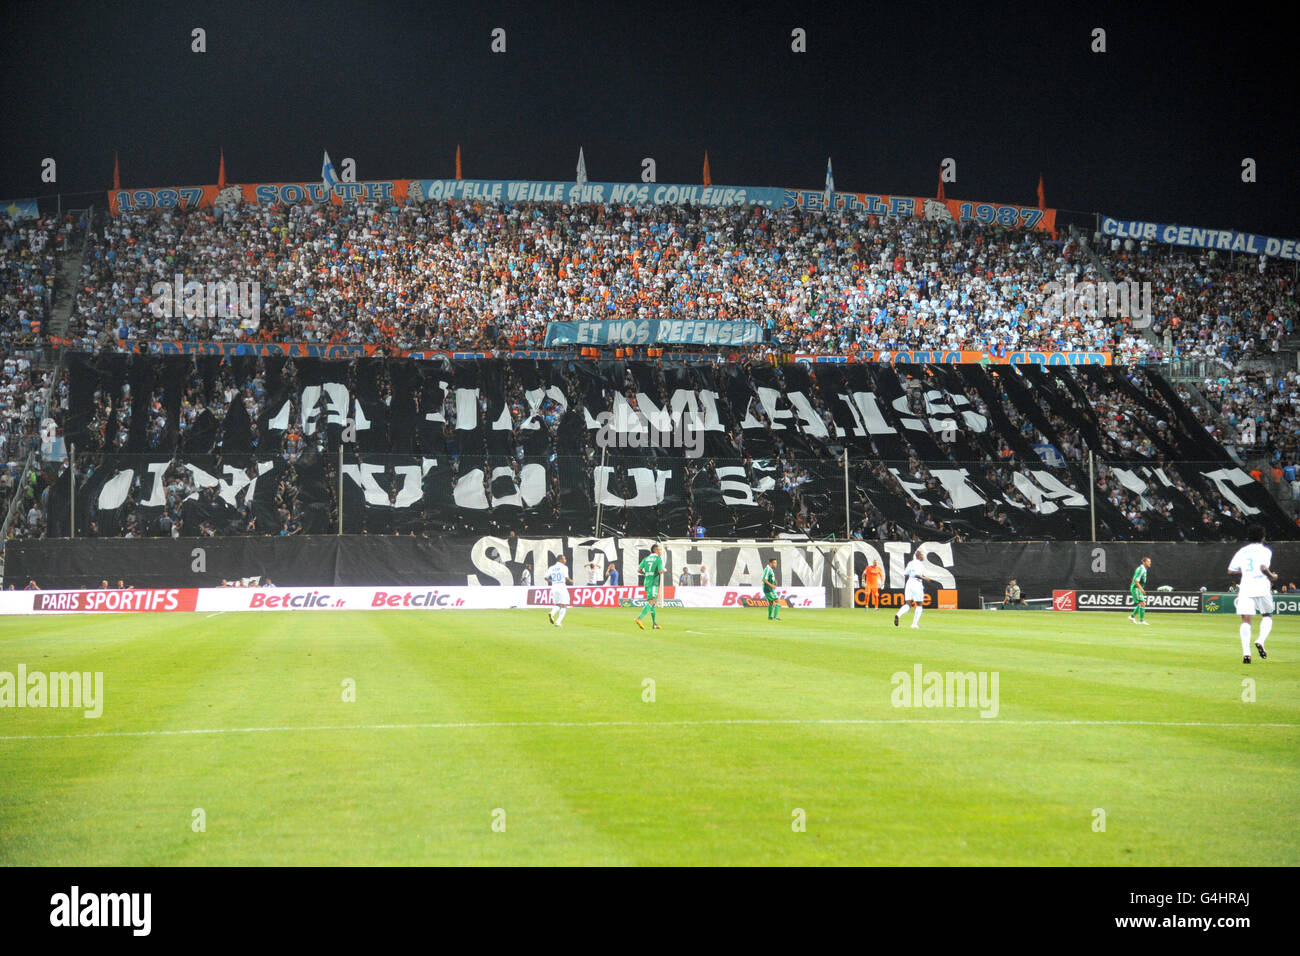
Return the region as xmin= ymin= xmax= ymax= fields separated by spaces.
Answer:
xmin=410 ymin=179 xmax=784 ymax=208
xmin=544 ymin=320 xmax=764 ymax=347
xmin=1101 ymin=216 xmax=1300 ymax=261
xmin=1 ymin=198 xmax=40 ymax=220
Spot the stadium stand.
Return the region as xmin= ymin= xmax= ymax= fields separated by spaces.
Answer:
xmin=2 ymin=190 xmax=1297 ymax=546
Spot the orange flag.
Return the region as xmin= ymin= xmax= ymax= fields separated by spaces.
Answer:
xmin=456 ymin=145 xmax=462 ymax=180
xmin=113 ymin=153 xmax=120 ymax=191
xmin=937 ymin=170 xmax=945 ymax=202
xmin=703 ymin=151 xmax=712 ymax=186
xmin=218 ymin=149 xmax=226 ymax=188
xmin=1037 ymin=174 xmax=1045 ymax=209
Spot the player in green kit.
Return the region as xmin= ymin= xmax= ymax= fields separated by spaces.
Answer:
xmin=763 ymin=557 xmax=781 ymax=621
xmin=636 ymin=544 xmax=665 ymax=630
xmin=1129 ymin=556 xmax=1152 ymax=625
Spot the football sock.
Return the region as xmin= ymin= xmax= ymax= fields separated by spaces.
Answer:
xmin=1259 ymin=616 xmax=1272 ymax=644
xmin=913 ymin=605 xmax=922 ymax=625
xmin=1239 ymin=622 xmax=1252 ymax=657
xmin=556 ymin=607 xmax=567 ymax=623
xmin=650 ymin=606 xmax=657 ymax=625
xmin=638 ymin=604 xmax=650 ymax=620
xmin=895 ymin=606 xmax=907 ymax=620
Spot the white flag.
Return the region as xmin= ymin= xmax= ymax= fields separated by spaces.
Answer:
xmin=824 ymin=157 xmax=834 ymax=208
xmin=576 ymin=147 xmax=588 ymax=185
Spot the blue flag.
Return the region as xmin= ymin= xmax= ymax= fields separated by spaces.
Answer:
xmin=321 ymin=151 xmax=340 ymax=194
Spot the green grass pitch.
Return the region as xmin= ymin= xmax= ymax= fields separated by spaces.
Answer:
xmin=1 ymin=607 xmax=1296 ymax=866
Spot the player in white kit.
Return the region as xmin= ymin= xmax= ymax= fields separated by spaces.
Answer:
xmin=1228 ymin=524 xmax=1278 ymax=663
xmin=894 ymin=549 xmax=931 ymax=629
xmin=546 ymin=555 xmax=573 ymax=627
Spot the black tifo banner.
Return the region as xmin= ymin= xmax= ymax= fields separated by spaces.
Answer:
xmin=49 ymin=354 xmax=1296 ymax=542
xmin=7 ymin=536 xmax=1296 ymax=609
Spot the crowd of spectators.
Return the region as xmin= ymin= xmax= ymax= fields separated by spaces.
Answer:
xmin=2 ymin=192 xmax=1297 ymax=539
xmin=57 ymin=198 xmax=1293 ymax=393
xmin=0 ymin=216 xmax=62 ymax=350
xmin=1106 ymin=238 xmax=1295 ymax=368
xmin=0 ymin=352 xmax=53 ymax=534
xmin=1197 ymin=369 xmax=1300 ymax=467
xmin=66 ymin=199 xmax=1141 ymax=356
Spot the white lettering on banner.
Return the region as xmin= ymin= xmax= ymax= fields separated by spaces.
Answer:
xmin=453 ymin=464 xmax=546 ymax=509
xmin=785 ymin=391 xmax=829 ymax=437
xmin=96 ymin=469 xmax=135 ymax=510
xmin=923 ymin=390 xmax=956 ymax=435
xmin=888 ymin=468 xmax=933 ymax=506
xmin=1202 ymin=467 xmax=1262 ymax=516
xmin=422 ymin=380 xmax=452 ymax=424
xmin=343 ymin=462 xmax=389 ymax=505
xmin=715 ymin=464 xmax=776 ymax=505
xmin=1071 ymin=590 xmax=1202 ymax=612
xmin=883 ymin=541 xmax=913 ymax=588
xmin=594 ymin=466 xmax=670 ymax=507
xmin=775 ymin=546 xmax=824 ymax=587
xmin=227 ymin=380 xmax=1023 ymax=449
xmin=184 ymin=461 xmax=275 ymax=509
xmin=521 ymin=386 xmax=567 ymax=429
xmin=1102 ymin=216 xmax=1300 ymax=261
xmin=1110 ymin=467 xmax=1154 ymax=511
xmin=299 ymin=384 xmax=370 ymax=435
xmin=343 ymin=460 xmax=438 ymax=507
xmin=570 ymin=536 xmax=618 ymax=581
xmin=268 ymin=400 xmax=291 ymax=430
xmin=831 ymin=542 xmax=886 ymax=588
xmin=393 ymin=461 xmax=437 ymax=508
xmin=837 ymin=391 xmax=897 ymax=436
xmin=891 ymin=395 xmax=925 ymax=431
xmin=139 ymin=461 xmax=170 ymax=508
xmin=467 ymin=536 xmax=513 ymax=586
xmin=0 ymin=584 xmax=829 ymax=615
xmin=633 ymin=389 xmax=724 ymax=433
xmin=754 ymin=387 xmax=794 ymax=430
xmin=1009 ymin=470 xmax=1088 ymax=514
xmin=930 ymin=469 xmax=987 ymax=509
xmin=619 ymin=538 xmax=656 ymax=587
xmin=725 ymin=546 xmax=764 ymax=587
xmin=933 ymin=389 xmax=988 ymax=433
xmin=455 ymin=388 xmax=479 ymax=431
xmin=916 ymin=542 xmax=957 ymax=589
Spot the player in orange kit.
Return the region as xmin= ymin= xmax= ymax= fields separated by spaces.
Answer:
xmin=862 ymin=559 xmax=884 ymax=610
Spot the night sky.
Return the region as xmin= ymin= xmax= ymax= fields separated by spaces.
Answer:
xmin=2 ymin=0 xmax=1297 ymax=235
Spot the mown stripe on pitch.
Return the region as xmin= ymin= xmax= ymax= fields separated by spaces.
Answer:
xmin=2 ymin=717 xmax=1298 ymax=741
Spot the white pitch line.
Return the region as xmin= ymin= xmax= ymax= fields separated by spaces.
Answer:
xmin=205 ymin=612 xmax=225 ymax=619
xmin=1 ymin=718 xmax=1297 ymax=743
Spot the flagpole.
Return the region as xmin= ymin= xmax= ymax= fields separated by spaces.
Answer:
xmin=843 ymin=448 xmax=851 ymax=539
